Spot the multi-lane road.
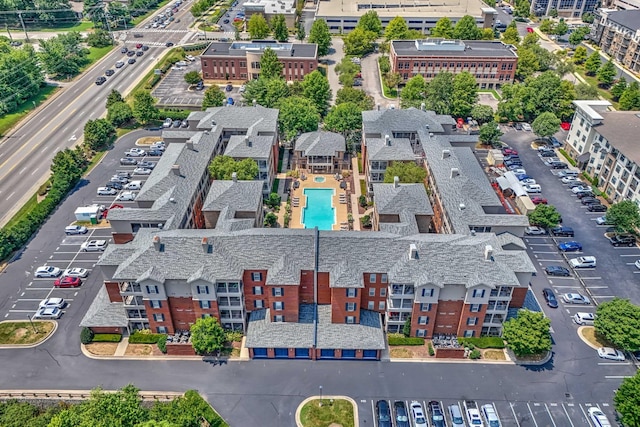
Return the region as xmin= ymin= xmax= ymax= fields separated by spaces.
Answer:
xmin=0 ymin=2 xmax=199 ymax=227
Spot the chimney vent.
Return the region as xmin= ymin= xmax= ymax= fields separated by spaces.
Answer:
xmin=393 ymin=176 xmax=400 ymax=188
xmin=409 ymin=243 xmax=418 ymax=260
xmin=202 ymin=237 xmax=212 ymax=253
xmin=459 ymin=203 xmax=466 ymax=210
xmin=450 ymin=167 xmax=460 ymax=178
xmin=152 ymin=236 xmax=163 ymax=252
xmin=172 ymin=165 xmax=181 ymax=176
xmin=385 ymin=134 xmax=391 ymax=146
xmin=470 ymin=229 xmax=476 ymax=236
xmin=442 ymin=149 xmax=451 ymax=159
xmin=245 ymin=136 xmax=251 ymax=147
xmin=232 ymin=172 xmax=238 ymax=182
xmin=484 ymin=245 xmax=494 ymax=261
xmin=169 ymin=198 xmax=175 ymax=203
xmin=186 ymin=140 xmax=194 ymax=151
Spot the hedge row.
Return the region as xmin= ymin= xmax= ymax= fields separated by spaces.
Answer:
xmin=129 ymin=331 xmax=167 ymax=344
xmin=388 ymin=334 xmax=425 ymax=346
xmin=158 ymin=109 xmax=190 ymax=120
xmin=92 ymin=334 xmax=123 ymax=343
xmin=458 ymin=337 xmax=505 ymax=349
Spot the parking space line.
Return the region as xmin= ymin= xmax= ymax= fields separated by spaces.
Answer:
xmin=526 ymin=403 xmax=539 ymax=427
xmin=605 ymin=375 xmax=632 ymax=379
xmin=544 ymin=403 xmax=557 ymax=427
xmin=533 ymin=251 xmax=558 ymax=254
xmin=561 ymin=403 xmax=576 ymax=427
xmin=579 ymin=277 xmax=602 ymax=280
xmin=24 ymin=287 xmax=53 ymax=291
xmin=585 ymin=286 xmax=608 ymax=289
xmin=619 ymin=254 xmax=640 ymax=257
xmin=598 ymin=362 xmax=631 ymax=365
xmin=578 ymin=404 xmax=591 ymax=425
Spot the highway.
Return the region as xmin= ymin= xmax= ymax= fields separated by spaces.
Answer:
xmin=0 ymin=1 xmax=198 ymax=227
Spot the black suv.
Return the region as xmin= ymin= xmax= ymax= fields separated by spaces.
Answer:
xmin=609 ymin=234 xmax=637 ymax=247
xmin=551 ymin=226 xmax=574 ymax=237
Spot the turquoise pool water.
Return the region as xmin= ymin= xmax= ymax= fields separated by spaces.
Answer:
xmin=314 ymin=176 xmax=326 ymax=183
xmin=302 ymin=188 xmax=335 ymax=230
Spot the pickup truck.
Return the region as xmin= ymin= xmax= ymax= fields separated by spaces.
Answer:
xmin=81 ymin=240 xmax=108 ymax=252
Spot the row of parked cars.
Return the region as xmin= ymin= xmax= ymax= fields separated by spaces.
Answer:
xmin=376 ymin=400 xmax=502 ymax=427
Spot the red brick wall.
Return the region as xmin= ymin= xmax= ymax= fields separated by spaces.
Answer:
xmin=299 ymin=270 xmax=314 ymax=304
xmin=168 ymin=297 xmax=196 ymax=331
xmin=112 ymin=233 xmax=134 ymax=244
xmin=90 ymin=327 xmax=124 ymax=334
xmin=331 ymin=288 xmax=360 ymax=324
xmin=510 ymin=287 xmax=527 ymax=308
xmin=104 ymin=282 xmax=122 ymax=303
xmin=201 ymin=56 xmax=318 ymax=82
xmin=193 ymin=299 xmax=220 ymax=320
xmin=362 ymin=273 xmax=388 ymax=314
xmin=457 ymin=303 xmax=486 ymax=337
xmin=433 ymin=300 xmax=464 ymax=335
xmin=410 ymin=302 xmax=438 ymax=338
xmin=317 ymin=272 xmax=331 ymax=304
xmin=145 ymin=299 xmax=173 ymax=334
xmin=265 ymin=285 xmax=299 ymax=322
xmin=192 ymin=192 xmax=205 ymax=229
xmin=166 ymin=344 xmax=196 ymax=356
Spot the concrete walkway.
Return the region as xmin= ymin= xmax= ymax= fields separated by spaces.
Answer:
xmin=114 ymin=337 xmax=129 ymax=356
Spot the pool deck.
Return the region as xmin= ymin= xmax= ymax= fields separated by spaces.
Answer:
xmin=290 ymin=174 xmax=350 ymax=231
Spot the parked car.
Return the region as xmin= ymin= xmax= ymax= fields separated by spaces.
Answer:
xmin=54 ymin=276 xmax=82 ymax=288
xmin=464 ymin=401 xmax=484 ymax=427
xmin=448 ymin=404 xmax=465 ymax=427
xmin=502 ymin=148 xmax=518 ymax=155
xmin=545 ymin=265 xmax=570 ymax=276
xmin=571 ymin=185 xmax=591 ymax=194
xmin=542 ymin=288 xmax=559 ymax=308
xmin=574 ymin=312 xmax=595 ymax=325
xmin=35 ymin=266 xmax=61 ymax=278
xmin=481 ymin=404 xmax=502 ymax=427
xmin=63 ymin=268 xmax=89 ymax=278
xmin=581 ymin=197 xmax=601 ymax=205
xmin=120 ymin=158 xmax=138 ymax=166
xmin=163 ymin=117 xmax=173 ymax=128
xmin=65 ymin=225 xmax=88 ymax=235
xmin=531 ymin=197 xmax=548 ymax=205
xmin=588 ymin=407 xmax=613 ymax=427
xmin=410 ymin=401 xmax=428 ymax=427
xmin=588 ymin=204 xmax=608 ymax=212
xmin=110 ymin=175 xmax=129 ymax=184
xmin=558 ymin=241 xmax=582 ymax=252
xmin=576 ymin=191 xmax=596 ymax=199
xmin=97 ymin=187 xmax=117 ymax=196
xmin=105 ymin=181 xmax=123 ymax=190
xmin=34 ymin=307 xmax=62 ymax=319
xmin=428 ymin=401 xmax=446 ymax=427
xmin=595 ymin=216 xmax=613 ymax=225
xmin=569 ymin=256 xmax=596 ymax=268
xmin=519 ymin=179 xmax=536 ymax=186
xmin=133 ymin=167 xmax=152 ymax=175
xmin=394 ymin=401 xmax=410 ymax=427
xmin=39 ymin=298 xmax=65 ymax=309
xmin=551 ymin=226 xmax=574 ymax=237
xmin=515 ymin=123 xmax=523 ymax=130
xmin=148 ymin=149 xmax=164 ymax=157
xmin=525 ymin=226 xmax=546 ymax=235
xmin=125 ymin=181 xmax=143 ymax=190
xmin=81 ymin=240 xmax=108 ymax=252
xmin=137 ymin=161 xmax=156 ymax=169
xmin=562 ymin=293 xmax=590 ymax=304
xmin=568 ymin=181 xmax=587 ymax=189
xmin=558 ymin=170 xmax=579 ymax=178
xmin=561 ymin=176 xmax=580 ymax=184
xmin=523 ymin=184 xmax=542 ymax=193
xmin=597 ymin=347 xmax=625 ymax=361
xmin=117 ymin=191 xmax=137 ymax=201
xmin=521 ymin=123 xmax=532 ymax=131
xmin=550 ymin=162 xmax=568 ymax=169
xmin=125 ymin=148 xmax=146 ymax=157
xmin=227 ymin=97 xmax=234 ymax=105
xmin=172 ymin=119 xmax=181 ymax=128
xmin=225 ymin=83 xmax=233 ymax=92
xmin=375 ymin=400 xmax=392 ymax=427
xmin=608 ymin=234 xmax=636 ymax=247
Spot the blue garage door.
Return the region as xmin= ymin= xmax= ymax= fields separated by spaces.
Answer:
xmin=295 ymin=348 xmax=310 ymax=359
xmin=362 ymin=350 xmax=378 ymax=360
xmin=274 ymin=348 xmax=289 ymax=358
xmin=320 ymin=349 xmax=335 ymax=359
xmin=342 ymin=350 xmax=356 ymax=359
xmin=253 ymin=348 xmax=267 ymax=358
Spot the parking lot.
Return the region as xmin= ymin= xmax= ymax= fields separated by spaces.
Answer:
xmin=152 ymin=59 xmax=204 ymax=107
xmin=359 ymin=397 xmax=617 ymax=427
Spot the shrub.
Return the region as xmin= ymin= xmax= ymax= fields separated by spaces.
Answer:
xmin=469 ymin=349 xmax=482 ymax=359
xmin=157 ymin=335 xmax=167 ymax=353
xmin=558 ymin=149 xmax=577 ymax=166
xmin=428 ymin=343 xmax=435 ymax=356
xmin=402 ymin=316 xmax=411 ymax=337
xmin=80 ymin=327 xmax=94 ymax=344
xmin=158 ymin=109 xmax=190 ymax=120
xmin=92 ymin=334 xmax=122 ymax=342
xmin=225 ymin=330 xmax=243 ymax=343
xmin=388 ymin=333 xmax=425 ymax=346
xmin=359 ymin=195 xmax=367 ymax=207
xmin=129 ymin=330 xmax=166 ymax=344
xmin=458 ymin=336 xmax=505 ymax=349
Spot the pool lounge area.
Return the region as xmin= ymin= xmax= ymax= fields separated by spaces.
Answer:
xmin=289 ymin=174 xmax=350 ymax=231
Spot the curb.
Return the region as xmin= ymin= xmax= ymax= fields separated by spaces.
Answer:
xmin=576 ymin=326 xmax=600 ymax=350
xmin=0 ymin=320 xmax=58 ymax=349
xmin=80 ymin=343 xmax=246 ymax=362
xmin=389 ymin=356 xmax=514 ymax=365
xmin=507 ymin=348 xmax=552 ymax=366
xmin=0 ymin=389 xmax=183 ymax=401
xmin=295 ymin=395 xmax=359 ymax=427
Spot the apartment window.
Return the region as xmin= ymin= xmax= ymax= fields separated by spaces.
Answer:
xmin=418 ymin=316 xmax=429 ymax=325
xmin=416 ymin=329 xmax=426 ymax=337
xmin=368 ymin=301 xmax=375 ymax=310
xmin=273 ymin=301 xmax=284 ymax=311
xmin=254 ymin=300 xmax=264 ymax=309
xmin=253 ymin=286 xmax=263 ymax=295
xmin=346 ymin=288 xmax=357 ymax=298
xmin=420 ymin=303 xmax=431 ymax=312
xmin=150 ymin=300 xmax=162 ymax=308
xmin=421 ymin=288 xmax=434 ymax=297
xmin=472 ymin=289 xmax=486 ymax=298
xmin=369 ymin=274 xmax=376 ymax=283
xmin=196 ymin=285 xmax=209 ymax=295
xmin=470 ymin=304 xmax=481 ymax=312
xmin=467 ymin=317 xmax=477 ymax=326
xmin=464 ymin=330 xmax=475 ymax=337
xmin=199 ymin=300 xmax=211 ymax=309
xmin=378 ymin=301 xmax=385 ymax=310
xmin=381 ymin=273 xmax=388 ymax=283
xmin=346 ymin=316 xmax=355 ymax=324
xmin=380 ymin=288 xmax=387 ymax=297
xmin=201 ymin=314 xmax=211 ymax=319
xmin=153 ymin=313 xmax=164 ymax=322
xmin=274 ymin=315 xmax=284 ymax=322
xmin=251 ymin=272 xmax=262 ymax=281
xmin=272 ymin=287 xmax=283 ymax=297
xmin=369 ymin=288 xmax=376 ymax=297
xmin=157 ymin=326 xmax=167 ymax=333
xmin=346 ymin=302 xmax=356 ymax=312
xmin=146 ymin=285 xmax=159 ymax=294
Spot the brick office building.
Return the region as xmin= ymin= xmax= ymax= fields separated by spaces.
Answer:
xmin=390 ymin=39 xmax=518 ymax=89
xmin=200 ymin=40 xmax=319 ymax=82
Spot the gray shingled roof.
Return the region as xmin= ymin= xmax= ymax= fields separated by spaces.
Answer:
xmin=363 ymin=107 xmax=446 ymax=135
xmin=245 ymin=304 xmax=385 ymax=350
xmin=372 ymin=182 xmax=432 ymax=215
xmin=80 ymin=286 xmax=128 ymax=328
xmin=594 ymin=111 xmax=640 ymax=165
xmin=196 ymin=106 xmax=279 ymax=134
xmin=224 ymin=135 xmax=274 ymax=159
xmin=295 ymin=131 xmax=346 ymax=157
xmin=604 ymin=10 xmax=640 ymax=32
xmin=203 ymin=179 xmax=264 ymax=212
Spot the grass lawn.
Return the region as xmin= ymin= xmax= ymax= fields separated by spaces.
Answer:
xmin=299 ymin=399 xmax=354 ymax=427
xmin=28 ymin=21 xmax=94 ymax=32
xmin=580 ymin=326 xmax=611 ymax=348
xmin=0 ymin=321 xmax=55 ymax=345
xmin=85 ymin=45 xmax=115 ymax=65
xmin=359 ymin=179 xmax=366 ymax=197
xmin=483 ymin=349 xmax=506 ymax=360
xmin=479 ymin=88 xmax=502 ymax=100
xmin=4 ymin=194 xmax=38 ymax=229
xmin=0 ymin=85 xmax=59 ymax=137
xmin=390 ymin=347 xmax=412 ymax=358
xmin=574 ymin=66 xmax=620 ymax=109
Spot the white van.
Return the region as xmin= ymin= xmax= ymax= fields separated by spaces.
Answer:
xmin=125 ymin=180 xmax=142 ymax=190
xmin=569 ymin=256 xmax=596 ymax=268
xmin=574 ymin=312 xmax=595 ymax=325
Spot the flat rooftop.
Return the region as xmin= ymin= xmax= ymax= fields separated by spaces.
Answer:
xmin=317 ymin=0 xmax=489 ymax=18
xmin=392 ymin=40 xmax=518 ymax=58
xmin=202 ymin=41 xmax=317 ymax=58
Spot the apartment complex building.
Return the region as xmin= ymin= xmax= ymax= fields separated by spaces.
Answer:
xmin=243 ymin=0 xmax=296 ymax=27
xmin=82 ymin=107 xmax=535 ymax=360
xmin=389 ymin=40 xmax=518 ymax=88
xmin=563 ymin=100 xmax=640 ymax=205
xmin=293 ymin=131 xmax=349 ymax=174
xmin=200 ymin=40 xmax=318 ymax=82
xmin=590 ymin=9 xmax=640 ymax=73
xmin=530 ymin=0 xmax=598 ymax=18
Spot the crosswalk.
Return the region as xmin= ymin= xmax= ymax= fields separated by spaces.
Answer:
xmin=136 ymin=28 xmax=190 ymax=33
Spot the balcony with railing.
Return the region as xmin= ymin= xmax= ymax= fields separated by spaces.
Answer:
xmin=486 ymin=300 xmax=508 ymax=313
xmin=123 ymin=295 xmax=144 ymax=307
xmin=119 ymin=282 xmax=142 ymax=294
xmin=483 ymin=313 xmax=505 ymax=325
xmin=387 ymin=297 xmax=413 ymax=311
xmin=390 ymin=284 xmax=415 ymax=296
xmin=126 ymin=309 xmax=147 ymax=320
xmin=386 ymin=311 xmax=411 ymax=323
xmin=218 ymin=296 xmax=244 ymax=308
xmin=216 ymin=282 xmax=241 ymax=295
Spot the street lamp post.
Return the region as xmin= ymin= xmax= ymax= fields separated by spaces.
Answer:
xmin=27 ymin=315 xmax=37 ymax=334
xmin=319 ymin=385 xmax=323 ymax=406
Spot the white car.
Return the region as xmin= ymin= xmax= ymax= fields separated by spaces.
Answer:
xmin=523 ymin=184 xmax=542 ymax=193
xmin=588 ymin=407 xmax=612 ymax=427
xmin=521 ymin=123 xmax=532 ymax=131
xmin=597 ymin=347 xmax=625 ymax=361
xmin=562 ymin=293 xmax=590 ymax=305
xmin=520 ymin=178 xmax=536 ymax=185
xmin=635 ymin=259 xmax=640 ymax=269
xmin=124 ymin=181 xmax=142 ymax=190
xmin=117 ymin=191 xmax=137 ymax=201
xmin=81 ymin=240 xmax=108 ymax=252
xmin=595 ymin=216 xmax=612 ymax=225
xmin=410 ymin=401 xmax=428 ymax=427
xmin=510 ymin=168 xmax=526 ymax=175
xmin=125 ymin=148 xmax=146 ymax=157
xmin=571 ymin=185 xmax=591 ymax=194
xmin=573 ymin=312 xmax=595 ymax=325
xmin=97 ymin=187 xmax=117 ymax=196
xmin=525 ymin=226 xmax=546 ymax=235
xmin=185 ymin=54 xmax=195 ymax=61
xmin=561 ymin=176 xmax=580 ymax=184
xmin=63 ymin=267 xmax=89 ymax=278
xmin=34 ymin=307 xmax=62 ymax=319
xmin=39 ymin=298 xmax=66 ymax=309
xmin=162 ymin=118 xmax=173 ymax=128
xmin=65 ymin=225 xmax=88 ymax=235
xmin=569 ymin=256 xmax=596 ymax=268
xmin=35 ymin=266 xmax=61 ymax=278
xmin=133 ymin=167 xmax=152 ymax=175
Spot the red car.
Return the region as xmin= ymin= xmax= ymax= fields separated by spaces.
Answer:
xmin=531 ymin=197 xmax=548 ymax=205
xmin=561 ymin=122 xmax=571 ymax=131
xmin=526 ymin=27 xmax=534 ymax=33
xmin=136 ymin=43 xmax=143 ymax=49
xmin=54 ymin=276 xmax=82 ymax=288
xmin=502 ymin=148 xmax=518 ymax=156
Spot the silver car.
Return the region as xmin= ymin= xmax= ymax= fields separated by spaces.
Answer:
xmin=34 ymin=307 xmax=62 ymax=319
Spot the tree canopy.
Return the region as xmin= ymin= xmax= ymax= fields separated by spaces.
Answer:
xmin=277 ymin=96 xmax=320 ymax=140
xmin=572 ymin=46 xmax=588 ymax=64
xmin=190 ymin=317 xmax=227 ymax=355
xmin=302 ymin=70 xmax=331 ymax=117
xmin=528 ymin=204 xmax=561 ymax=228
xmin=38 ymin=32 xmax=89 ymax=79
xmin=244 ymin=77 xmax=289 ymax=108
xmin=107 ymin=102 xmax=133 ymax=127
xmin=384 ymin=16 xmax=410 ymax=41
xmin=614 ymin=371 xmax=640 ymax=427
xmin=610 ymin=77 xmax=627 ymax=101
xmin=271 ymin=14 xmax=288 ymax=42
xmin=606 ymin=200 xmax=640 ymax=234
xmin=595 ymin=298 xmax=640 ymax=351
xmin=452 ymin=15 xmax=481 ymax=40
xmin=208 ymin=156 xmax=258 ymax=180
xmin=584 ymin=51 xmax=601 ymax=76
xmin=247 ymin=13 xmax=270 ymax=39
xmin=259 ymin=47 xmax=283 ymax=79
xmin=478 ymin=121 xmax=503 ymax=147
xmin=596 ymin=60 xmax=616 ymax=87
xmin=106 ymin=89 xmax=124 ymax=109
xmin=400 ymin=75 xmax=427 ymax=109
xmin=184 ymin=70 xmax=202 ymax=86
xmin=502 ymin=309 xmax=552 ymax=357
xmin=451 ymin=72 xmax=478 ymax=118
xmin=0 ymin=43 xmax=44 ymax=117
xmin=308 ymin=19 xmax=332 ymax=56
xmin=430 ymin=17 xmax=454 ymax=38
xmin=324 ymin=102 xmax=362 ymax=132
xmin=383 ymin=162 xmax=427 ymax=183
xmin=531 ymin=112 xmax=561 ymax=138
xmin=202 ymin=85 xmax=226 ymax=109
xmin=343 ymin=27 xmax=376 ymax=57
xmin=471 ymin=104 xmax=494 ymax=124
xmin=358 ymin=10 xmax=382 ymax=36
xmin=335 ymin=87 xmax=374 ymax=110
xmin=131 ymin=90 xmax=158 ymax=125
xmin=619 ymin=81 xmax=640 ymax=110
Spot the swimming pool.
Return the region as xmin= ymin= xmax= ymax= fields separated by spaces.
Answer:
xmin=314 ymin=176 xmax=326 ymax=183
xmin=302 ymin=188 xmax=335 ymax=230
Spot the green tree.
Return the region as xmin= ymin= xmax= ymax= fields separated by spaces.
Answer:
xmin=502 ymin=310 xmax=552 ymax=357
xmin=107 ymin=101 xmax=133 ymax=127
xmin=132 ymin=90 xmax=158 ymax=124
xmin=554 ymin=59 xmax=575 ymax=78
xmin=515 ymin=0 xmax=531 ymax=17
xmin=606 ymin=200 xmax=640 ymax=234
xmin=554 ymin=19 xmax=569 ymax=36
xmin=277 ymin=96 xmax=320 ymax=140
xmin=471 ymin=104 xmax=494 ymax=124
xmin=478 ymin=121 xmax=503 ymax=147
xmin=402 ymin=316 xmax=412 ymax=337
xmin=481 ymin=28 xmax=495 ymax=40
xmin=296 ymin=22 xmax=306 ymax=41
xmin=614 ymin=372 xmax=640 ymax=427
xmin=378 ymin=55 xmax=391 ymax=74
xmin=572 ymin=46 xmax=587 ymax=64
xmin=453 ymin=15 xmax=481 ymax=40
xmin=184 ymin=70 xmax=202 ymax=86
xmin=38 ymin=32 xmax=89 ymax=79
xmin=208 ymin=156 xmax=258 ymax=180
xmin=324 ymin=102 xmax=363 ymax=132
xmin=384 ymin=16 xmax=409 ymax=41
xmin=539 ymin=19 xmax=554 ymax=34
xmin=382 ymin=71 xmax=402 ymax=93
xmin=264 ymin=212 xmax=278 ymax=227
xmin=243 ymin=77 xmax=290 ymax=108
xmin=430 ymin=17 xmax=454 ymax=38
xmin=451 ymin=71 xmax=478 ymax=118
xmin=302 ymin=70 xmax=331 ymax=116
xmin=344 ymin=27 xmax=376 ymax=56
xmin=335 ymin=87 xmax=374 ymax=110
xmin=531 ymin=111 xmax=561 ymax=138
xmin=596 ymin=60 xmax=616 ymax=87
xmin=595 ymin=298 xmax=640 ymax=351
xmin=257 ymin=47 xmax=282 ymax=79
xmin=502 ymin=26 xmax=520 ymax=45
xmin=106 ymin=89 xmax=124 ymax=109
xmin=574 ymin=83 xmax=599 ymax=99
xmin=147 ymin=390 xmax=224 ymax=427
xmin=425 ymin=71 xmax=454 ymax=114
xmin=202 ymin=85 xmax=226 ymax=108
xmin=247 ymin=13 xmax=270 ymax=39
xmin=308 ymin=19 xmax=332 ymax=56
xmin=610 ymin=77 xmax=627 ymax=101
xmin=515 ymin=48 xmax=540 ymax=80
xmin=265 ymin=192 xmax=282 ymax=209
xmin=619 ymin=81 xmax=640 ymax=110
xmin=549 ymin=8 xmax=558 ymax=17
xmin=400 ymin=74 xmax=427 ymax=109
xmin=584 ymin=51 xmax=601 ymax=76
xmin=137 ymin=421 xmax=179 ymax=427
xmin=83 ymin=118 xmax=115 ymax=150
xmin=271 ymin=14 xmax=288 ymax=41
xmin=568 ymin=26 xmax=590 ymax=45
xmin=86 ymin=29 xmax=113 ymax=47
xmin=528 ymin=204 xmax=561 ymax=228
xmin=357 ymin=10 xmax=382 ymax=36
xmin=383 ymin=162 xmax=427 ymax=183
xmin=190 ymin=317 xmax=226 ymax=355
